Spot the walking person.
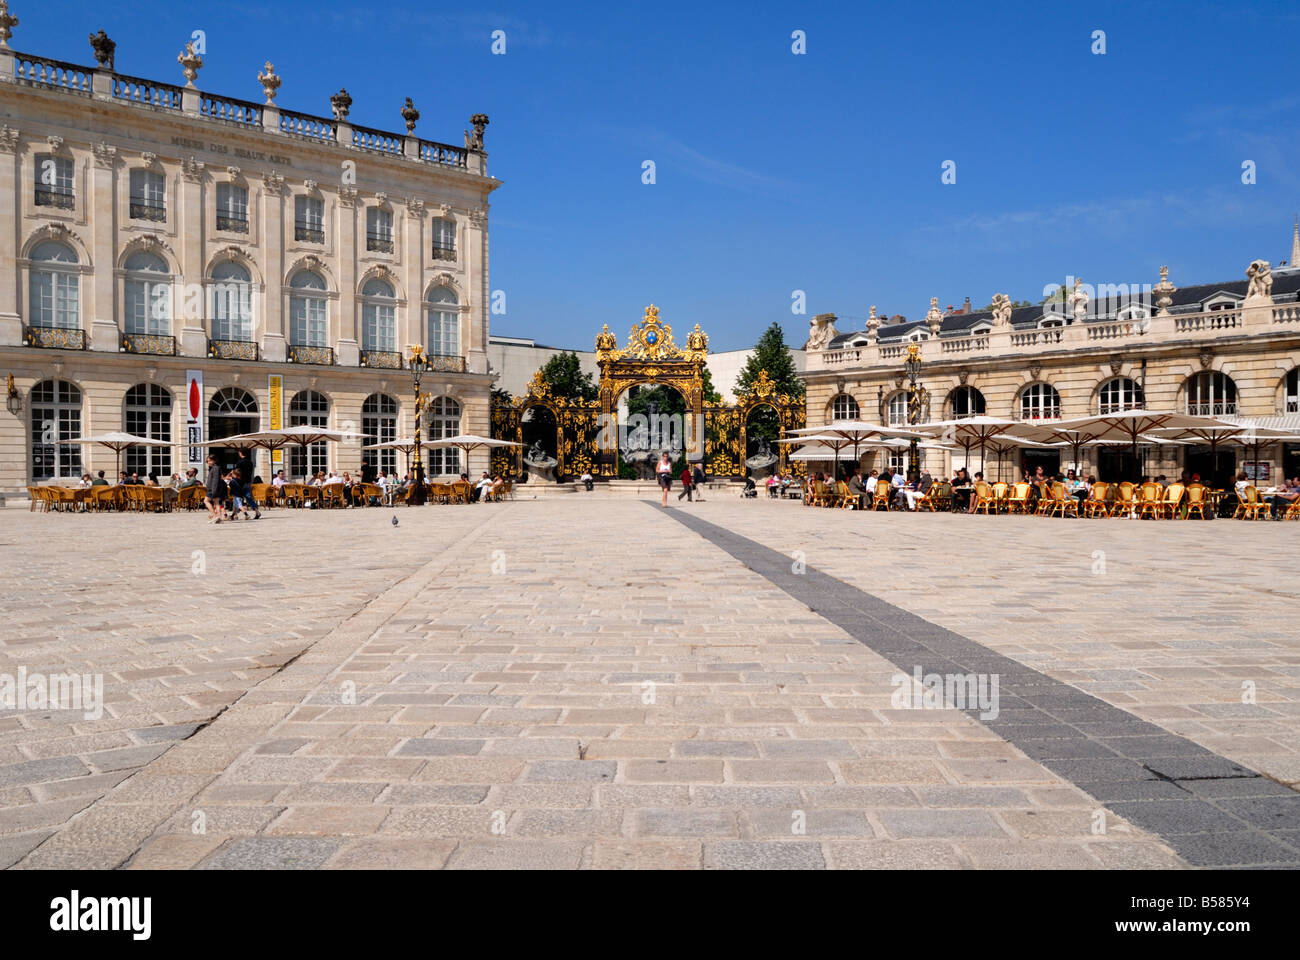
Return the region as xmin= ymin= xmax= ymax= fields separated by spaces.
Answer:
xmin=692 ymin=462 xmax=707 ymax=502
xmin=203 ymin=454 xmax=225 ymax=524
xmin=656 ymin=451 xmax=673 ymax=507
xmin=234 ymin=450 xmax=261 ymax=520
xmin=677 ymin=463 xmax=694 ymax=502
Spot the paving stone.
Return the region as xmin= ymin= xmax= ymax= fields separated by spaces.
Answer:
xmin=879 ymin=809 xmax=1008 ymax=839
xmin=199 ymin=836 xmax=342 ymax=870
xmin=705 ymin=841 xmax=826 ymax=870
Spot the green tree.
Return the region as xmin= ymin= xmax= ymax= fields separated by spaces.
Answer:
xmin=979 ymin=298 xmax=1033 ymax=311
xmin=491 ymin=387 xmax=513 ymax=405
xmin=735 ymin=322 xmax=804 ymax=451
xmin=734 ymin=322 xmax=804 ymax=399
xmin=538 ymin=351 xmax=598 ymax=402
xmin=1039 ymin=285 xmax=1067 ymax=305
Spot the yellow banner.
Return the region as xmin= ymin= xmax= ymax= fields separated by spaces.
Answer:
xmin=268 ymin=375 xmax=283 ymax=465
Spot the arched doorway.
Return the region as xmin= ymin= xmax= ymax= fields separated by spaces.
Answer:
xmin=209 ymin=386 xmax=258 ymax=472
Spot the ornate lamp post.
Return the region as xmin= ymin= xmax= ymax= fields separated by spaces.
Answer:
xmin=407 ymin=344 xmax=432 ymax=506
xmin=903 ymin=343 xmax=928 ymax=481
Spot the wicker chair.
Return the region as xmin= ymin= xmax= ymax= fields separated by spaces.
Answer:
xmin=990 ymin=482 xmax=1009 ymax=514
xmin=1082 ymin=482 xmax=1109 ymax=517
xmin=1136 ymin=482 xmax=1164 ymax=519
xmin=870 ymin=481 xmax=893 ymax=511
xmin=1160 ymin=483 xmax=1186 ymax=519
xmin=1005 ymin=482 xmax=1031 ymax=514
xmin=916 ymin=481 xmax=950 ymax=512
xmin=1110 ymin=481 xmax=1136 ymax=517
xmin=972 ymin=481 xmax=995 ymax=514
xmin=1233 ymin=486 xmax=1268 ymax=520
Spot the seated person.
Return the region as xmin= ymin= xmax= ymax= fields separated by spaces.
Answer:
xmin=91 ymin=470 xmax=109 ymax=487
xmin=272 ymin=470 xmax=287 ymax=488
xmin=743 ymin=476 xmax=757 ymax=498
xmin=180 ymin=468 xmax=203 ymax=489
xmin=580 ymin=470 xmax=593 ymax=492
xmin=848 ymin=470 xmax=867 ymax=508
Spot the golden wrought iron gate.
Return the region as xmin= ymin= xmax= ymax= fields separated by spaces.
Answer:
xmin=490 ymin=306 xmax=805 ymax=480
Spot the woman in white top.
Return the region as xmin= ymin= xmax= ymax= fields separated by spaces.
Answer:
xmin=656 ymin=451 xmax=673 ymax=508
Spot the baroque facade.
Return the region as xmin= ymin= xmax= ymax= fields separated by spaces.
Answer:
xmin=803 ymin=232 xmax=1300 ymax=485
xmin=0 ymin=12 xmax=500 ymax=491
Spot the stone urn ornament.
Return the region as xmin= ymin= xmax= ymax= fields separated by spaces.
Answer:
xmin=329 ymin=88 xmax=352 ymax=121
xmin=257 ymin=62 xmax=281 ymax=104
xmin=400 ymin=97 xmax=419 ymax=134
xmin=88 ymin=30 xmax=115 ymax=69
xmin=178 ymin=41 xmax=203 ymax=88
xmin=0 ymin=1 xmax=18 ymax=50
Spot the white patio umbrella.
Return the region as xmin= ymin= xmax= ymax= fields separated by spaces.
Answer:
xmin=786 ymin=420 xmax=926 ymax=466
xmin=362 ymin=437 xmax=435 ymax=477
xmin=56 ymin=431 xmax=179 ymax=478
xmin=230 ymin=427 xmax=364 ymax=480
xmin=427 ymin=435 xmax=526 ymax=474
xmin=912 ymin=416 xmax=1021 ymax=471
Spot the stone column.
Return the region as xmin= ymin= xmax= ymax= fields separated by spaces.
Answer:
xmin=176 ymin=155 xmax=205 ymax=352
xmin=260 ymin=172 xmax=286 ymax=362
xmin=0 ymin=125 xmax=21 ymax=345
xmin=336 ymin=187 xmax=358 ymax=365
xmin=466 ymin=207 xmax=489 ymax=375
xmin=88 ymin=143 xmax=120 ymax=352
xmin=404 ymin=199 xmax=425 ymax=351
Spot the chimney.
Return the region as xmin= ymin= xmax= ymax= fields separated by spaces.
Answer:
xmin=963 ymin=296 xmax=972 ymax=314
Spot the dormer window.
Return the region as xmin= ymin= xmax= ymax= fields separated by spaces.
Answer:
xmin=907 ymin=331 xmax=928 ymax=342
xmin=1116 ymin=305 xmax=1149 ymax=322
xmin=1203 ymin=294 xmax=1240 ymax=312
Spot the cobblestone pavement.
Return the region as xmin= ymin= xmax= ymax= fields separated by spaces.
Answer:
xmin=2 ymin=496 xmax=1294 ymax=869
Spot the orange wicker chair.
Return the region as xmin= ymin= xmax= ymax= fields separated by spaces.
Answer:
xmin=1233 ymin=486 xmax=1268 ymax=520
xmin=972 ymin=481 xmax=995 ymax=514
xmin=1110 ymin=481 xmax=1136 ymax=517
xmin=1082 ymin=482 xmax=1109 ymax=517
xmin=1136 ymin=482 xmax=1164 ymax=519
xmin=1160 ymin=482 xmax=1186 ymax=519
xmin=1005 ymin=482 xmax=1032 ymax=514
xmin=870 ymin=481 xmax=893 ymax=511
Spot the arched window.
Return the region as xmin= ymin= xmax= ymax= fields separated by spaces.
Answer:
xmin=830 ymin=393 xmax=859 ymax=420
xmin=289 ymin=390 xmax=330 ymax=479
xmin=30 ymin=380 xmax=82 ymax=481
xmin=29 ymin=241 xmax=80 ymax=329
xmin=1286 ymin=368 xmax=1299 ymax=414
xmin=361 ymin=278 xmax=396 ymax=352
xmin=1019 ymin=383 xmax=1061 ymax=420
xmin=210 ymin=262 xmax=253 ymax=342
xmin=361 ymin=393 xmax=399 ymax=475
xmin=1097 ymin=377 xmax=1144 ymax=414
xmin=431 ymin=218 xmax=456 ymax=260
xmin=124 ymin=251 xmax=171 ymax=335
xmin=1186 ymin=372 xmax=1236 ymax=417
xmin=424 ymin=396 xmax=461 ymax=475
xmin=124 ymin=383 xmax=172 ymax=478
xmin=210 ymin=386 xmax=258 ymax=416
xmin=949 ymin=386 xmax=986 ymax=419
xmin=289 ymin=270 xmax=328 ymax=347
xmin=426 ymin=287 xmax=459 ymax=357
xmin=886 ymin=392 xmax=908 ymax=426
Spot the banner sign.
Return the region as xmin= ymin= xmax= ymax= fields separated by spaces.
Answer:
xmin=268 ymin=375 xmax=283 ymax=466
xmin=186 ymin=370 xmax=203 ymax=469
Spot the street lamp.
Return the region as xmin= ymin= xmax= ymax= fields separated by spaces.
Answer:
xmin=407 ymin=344 xmax=432 ymax=506
xmin=5 ymin=374 xmax=20 ymax=416
xmin=903 ymin=343 xmax=928 ymax=481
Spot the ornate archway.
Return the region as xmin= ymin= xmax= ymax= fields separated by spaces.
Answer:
xmin=491 ymin=306 xmax=805 ymax=480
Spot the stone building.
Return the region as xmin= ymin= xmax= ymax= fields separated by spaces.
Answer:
xmin=0 ymin=11 xmax=500 ymax=491
xmin=803 ymin=230 xmax=1300 ymax=486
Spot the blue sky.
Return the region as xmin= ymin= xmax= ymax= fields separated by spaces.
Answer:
xmin=21 ymin=0 xmax=1300 ymax=350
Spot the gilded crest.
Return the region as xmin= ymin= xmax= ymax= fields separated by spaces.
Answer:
xmin=623 ymin=304 xmax=683 ymax=361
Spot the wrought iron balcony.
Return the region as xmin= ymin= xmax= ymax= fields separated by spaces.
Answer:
xmin=294 ymin=223 xmax=325 ymax=243
xmin=431 ymin=244 xmax=456 ymax=261
xmin=216 ymin=214 xmax=249 ymax=233
xmin=130 ymin=200 xmax=166 ymax=222
xmin=23 ymin=325 xmax=86 ymax=350
xmin=121 ymin=332 xmax=177 ymax=356
xmin=359 ymin=349 xmax=403 ymax=369
xmin=35 ymin=188 xmax=75 ymax=210
xmin=208 ymin=338 xmax=259 ymax=361
xmin=424 ymin=354 xmax=466 ymax=373
xmin=366 ymin=234 xmax=394 ymax=253
xmin=287 ymin=344 xmax=335 ymax=365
